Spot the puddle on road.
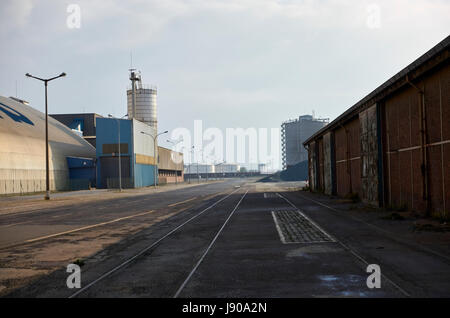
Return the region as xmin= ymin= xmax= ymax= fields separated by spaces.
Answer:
xmin=316 ymin=274 xmax=370 ymax=297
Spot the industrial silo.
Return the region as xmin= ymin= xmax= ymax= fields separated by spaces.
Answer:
xmin=126 ymin=70 xmax=157 ymax=131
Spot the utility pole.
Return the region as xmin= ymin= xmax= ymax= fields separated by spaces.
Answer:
xmin=141 ymin=130 xmax=168 ymax=188
xmin=26 ymin=72 xmax=66 ymax=200
xmin=167 ymin=138 xmax=183 ymax=185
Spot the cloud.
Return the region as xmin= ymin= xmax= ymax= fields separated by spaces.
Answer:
xmin=0 ymin=0 xmax=34 ymax=35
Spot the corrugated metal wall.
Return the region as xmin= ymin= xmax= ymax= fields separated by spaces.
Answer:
xmin=382 ymin=63 xmax=449 ymax=215
xmin=334 ymin=118 xmax=361 ymax=198
xmin=305 ymin=57 xmax=449 ymax=217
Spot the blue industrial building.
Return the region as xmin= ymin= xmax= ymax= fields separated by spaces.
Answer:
xmin=96 ymin=117 xmax=158 ymax=189
xmin=66 ymin=156 xmax=96 ymax=190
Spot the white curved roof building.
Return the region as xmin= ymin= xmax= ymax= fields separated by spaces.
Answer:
xmin=0 ymin=95 xmax=96 ymax=194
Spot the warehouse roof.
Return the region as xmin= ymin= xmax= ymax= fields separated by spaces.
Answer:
xmin=303 ymin=35 xmax=450 ymax=146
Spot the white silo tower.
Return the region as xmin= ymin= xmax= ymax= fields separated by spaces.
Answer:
xmin=127 ymin=69 xmax=157 ymax=130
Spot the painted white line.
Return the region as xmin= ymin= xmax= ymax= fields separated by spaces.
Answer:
xmin=0 ymin=206 xmax=73 ymax=218
xmin=0 ymin=220 xmax=32 ymax=228
xmin=69 ymin=187 xmax=241 ymax=298
xmin=23 ymin=210 xmax=155 ymax=244
xmin=51 ymin=213 xmax=72 ymax=219
xmin=168 ymin=197 xmax=197 ymax=207
xmin=271 ymin=211 xmax=287 ymax=244
xmin=174 ymin=189 xmax=248 ymax=298
xmin=278 ymin=192 xmax=411 ymax=297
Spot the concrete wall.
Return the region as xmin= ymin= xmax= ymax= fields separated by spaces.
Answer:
xmin=158 ymin=146 xmax=184 ymax=183
xmin=158 ymin=146 xmax=183 ymax=171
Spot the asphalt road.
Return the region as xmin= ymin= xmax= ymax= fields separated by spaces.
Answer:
xmin=2 ymin=178 xmax=450 ymax=297
xmin=0 ymin=180 xmax=242 ymax=249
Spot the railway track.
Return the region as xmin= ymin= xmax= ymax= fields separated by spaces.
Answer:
xmin=69 ymin=186 xmax=248 ymax=298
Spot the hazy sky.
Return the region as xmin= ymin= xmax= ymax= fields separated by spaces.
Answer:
xmin=1 ymin=0 xmax=449 ymax=167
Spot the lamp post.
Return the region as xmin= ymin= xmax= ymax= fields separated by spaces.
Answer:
xmin=167 ymin=138 xmax=183 ymax=185
xmin=141 ymin=130 xmax=168 ymax=188
xmin=25 ymin=72 xmax=66 ymax=200
xmin=108 ymin=114 xmax=128 ymax=191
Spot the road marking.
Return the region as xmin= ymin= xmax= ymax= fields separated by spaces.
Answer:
xmin=276 ymin=193 xmax=336 ymax=242
xmin=22 ymin=210 xmax=155 ymax=244
xmin=168 ymin=197 xmax=197 ymax=207
xmin=271 ymin=210 xmax=335 ymax=244
xmin=174 ymin=189 xmax=248 ymax=298
xmin=51 ymin=213 xmax=72 ymax=218
xmin=296 ymin=192 xmax=450 ymax=263
xmin=0 ymin=206 xmax=73 ymax=218
xmin=69 ymin=187 xmax=241 ymax=298
xmin=0 ymin=220 xmax=32 ymax=228
xmin=277 ymin=192 xmax=411 ymax=298
xmin=271 ymin=212 xmax=287 ymax=243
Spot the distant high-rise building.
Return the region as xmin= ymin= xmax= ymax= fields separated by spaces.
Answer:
xmin=281 ymin=115 xmax=328 ymax=170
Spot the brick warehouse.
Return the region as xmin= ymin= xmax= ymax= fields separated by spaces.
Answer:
xmin=304 ymin=35 xmax=449 ymax=217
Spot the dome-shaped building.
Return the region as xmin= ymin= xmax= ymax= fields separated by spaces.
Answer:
xmin=0 ymin=95 xmax=96 ymax=194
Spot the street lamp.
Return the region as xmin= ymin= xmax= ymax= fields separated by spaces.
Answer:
xmin=167 ymin=138 xmax=183 ymax=185
xmin=25 ymin=72 xmax=66 ymax=200
xmin=108 ymin=114 xmax=128 ymax=191
xmin=141 ymin=130 xmax=168 ymax=188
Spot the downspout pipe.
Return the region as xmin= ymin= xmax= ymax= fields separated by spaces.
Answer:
xmin=406 ymin=74 xmax=431 ymax=216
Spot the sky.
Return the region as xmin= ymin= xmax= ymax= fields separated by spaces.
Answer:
xmin=0 ymin=0 xmax=449 ymax=169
